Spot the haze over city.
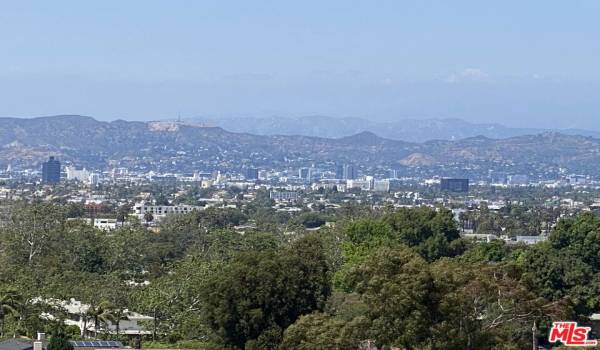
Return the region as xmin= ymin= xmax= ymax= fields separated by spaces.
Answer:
xmin=1 ymin=1 xmax=600 ymax=130
xmin=4 ymin=2 xmax=600 ymax=350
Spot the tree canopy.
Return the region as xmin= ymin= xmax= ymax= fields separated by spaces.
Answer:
xmin=0 ymin=201 xmax=598 ymax=349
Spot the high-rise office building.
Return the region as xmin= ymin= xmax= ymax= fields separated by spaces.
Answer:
xmin=343 ymin=164 xmax=357 ymax=180
xmin=89 ymin=173 xmax=100 ymax=186
xmin=440 ymin=178 xmax=469 ymax=192
xmin=243 ymin=167 xmax=259 ymax=180
xmin=42 ymin=156 xmax=61 ymax=184
xmin=299 ymin=167 xmax=309 ymax=179
xmin=335 ymin=164 xmax=344 ymax=179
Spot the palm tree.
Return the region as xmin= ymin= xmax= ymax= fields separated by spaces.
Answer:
xmin=86 ymin=301 xmax=115 ymax=338
xmin=0 ymin=288 xmax=23 ymax=338
xmin=110 ymin=308 xmax=130 ymax=337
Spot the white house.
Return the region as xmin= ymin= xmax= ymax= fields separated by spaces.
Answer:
xmin=93 ymin=218 xmax=119 ymax=231
xmin=133 ymin=202 xmax=202 ymax=222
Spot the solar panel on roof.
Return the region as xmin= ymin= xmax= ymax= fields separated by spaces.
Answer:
xmin=68 ymin=340 xmax=123 ymax=348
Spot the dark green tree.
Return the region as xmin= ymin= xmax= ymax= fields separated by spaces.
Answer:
xmin=199 ymin=235 xmax=330 ymax=349
xmin=279 ymin=313 xmax=370 ymax=350
xmin=0 ymin=287 xmax=22 ymax=337
xmin=144 ymin=212 xmax=154 ymax=224
xmin=342 ymin=245 xmax=434 ymax=349
xmin=47 ymin=332 xmax=74 ymax=350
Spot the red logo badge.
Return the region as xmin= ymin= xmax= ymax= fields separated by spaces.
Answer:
xmin=549 ymin=322 xmax=597 ymax=347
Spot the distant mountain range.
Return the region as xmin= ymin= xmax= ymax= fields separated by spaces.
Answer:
xmin=189 ymin=115 xmax=600 ymax=142
xmin=2 ymin=115 xmax=600 ymax=177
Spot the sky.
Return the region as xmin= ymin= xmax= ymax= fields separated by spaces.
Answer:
xmin=1 ymin=1 xmax=600 ymax=129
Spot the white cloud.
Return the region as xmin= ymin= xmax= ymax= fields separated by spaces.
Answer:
xmin=446 ymin=68 xmax=490 ymax=83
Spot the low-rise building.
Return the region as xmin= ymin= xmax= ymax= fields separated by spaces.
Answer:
xmin=373 ymin=180 xmax=390 ymax=192
xmin=93 ymin=218 xmax=119 ymax=231
xmin=270 ymin=190 xmax=300 ymax=202
xmin=462 ymin=233 xmax=498 ymax=242
xmin=515 ymin=235 xmax=547 ymax=245
xmin=133 ymin=202 xmax=202 ymax=222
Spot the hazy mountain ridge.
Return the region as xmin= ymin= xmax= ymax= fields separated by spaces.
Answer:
xmin=2 ymin=115 xmax=600 ymax=176
xmin=190 ymin=115 xmax=600 ymax=142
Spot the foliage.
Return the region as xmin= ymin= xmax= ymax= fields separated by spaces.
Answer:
xmin=335 ymin=207 xmax=464 ymax=291
xmin=518 ymin=212 xmax=600 ymax=316
xmin=47 ymin=332 xmax=74 ymax=350
xmin=199 ymin=235 xmax=330 ymax=349
xmin=0 ymin=201 xmax=598 ymax=348
xmin=0 ymin=287 xmax=23 ymax=337
xmin=279 ymin=313 xmax=370 ymax=350
xmin=293 ymin=212 xmax=327 ymax=228
xmin=344 ymin=246 xmax=434 ymax=348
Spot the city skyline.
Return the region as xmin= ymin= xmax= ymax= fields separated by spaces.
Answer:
xmin=2 ymin=3 xmax=600 ymax=349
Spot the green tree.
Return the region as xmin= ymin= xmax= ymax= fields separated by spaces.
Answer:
xmin=549 ymin=212 xmax=600 ymax=270
xmin=342 ymin=245 xmax=434 ymax=349
xmin=4 ymin=202 xmax=65 ymax=266
xmin=199 ymin=235 xmax=330 ymax=349
xmin=87 ymin=300 xmax=116 ymax=338
xmin=279 ymin=313 xmax=370 ymax=350
xmin=0 ymin=288 xmax=22 ymax=337
xmin=294 ymin=212 xmax=326 ymax=229
xmin=144 ymin=212 xmax=154 ymax=224
xmin=429 ymin=260 xmax=567 ymax=350
xmin=383 ymin=206 xmax=462 ymax=261
xmin=135 ymin=257 xmax=221 ymax=342
xmin=458 ymin=240 xmax=511 ymax=263
xmin=517 ymin=212 xmax=600 ymax=317
xmin=47 ymin=332 xmax=74 ymax=350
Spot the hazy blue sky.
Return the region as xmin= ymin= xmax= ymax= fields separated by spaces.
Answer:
xmin=1 ymin=1 xmax=600 ymax=129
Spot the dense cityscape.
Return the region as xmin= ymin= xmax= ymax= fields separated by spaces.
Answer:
xmin=3 ymin=150 xmax=600 ymax=245
xmin=3 ymin=1 xmax=600 ymax=350
xmin=2 ymin=138 xmax=600 ymax=350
